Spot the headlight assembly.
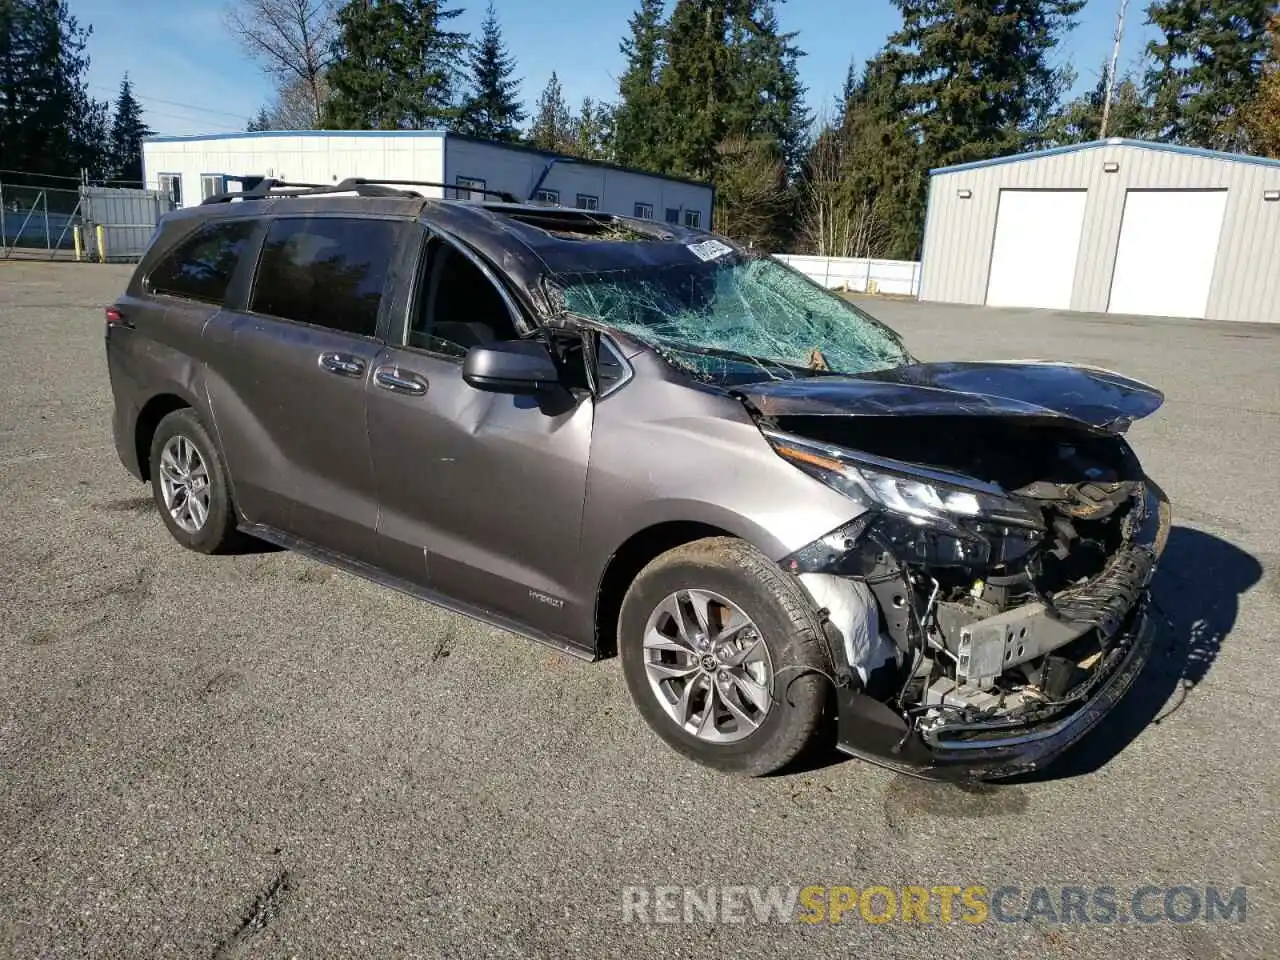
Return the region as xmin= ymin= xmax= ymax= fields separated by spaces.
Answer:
xmin=763 ymin=428 xmax=1045 ymax=531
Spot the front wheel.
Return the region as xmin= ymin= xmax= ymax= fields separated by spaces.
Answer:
xmin=619 ymin=537 xmax=831 ymax=776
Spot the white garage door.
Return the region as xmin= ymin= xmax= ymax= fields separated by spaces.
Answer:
xmin=1107 ymin=190 xmax=1227 ymax=319
xmin=985 ymin=190 xmax=1088 ymax=309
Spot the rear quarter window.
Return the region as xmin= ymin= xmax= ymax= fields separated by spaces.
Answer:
xmin=249 ymin=216 xmax=400 ymax=337
xmin=147 ymin=219 xmax=256 ymax=304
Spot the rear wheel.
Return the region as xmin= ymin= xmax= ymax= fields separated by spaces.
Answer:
xmin=619 ymin=537 xmax=831 ymax=776
xmin=149 ymin=408 xmax=242 ymax=554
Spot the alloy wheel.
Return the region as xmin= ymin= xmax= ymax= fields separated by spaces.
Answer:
xmin=157 ymin=434 xmax=210 ymax=534
xmin=642 ymin=589 xmax=774 ymax=743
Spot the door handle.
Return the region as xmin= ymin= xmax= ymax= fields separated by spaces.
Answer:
xmin=373 ymin=366 xmax=428 ymax=396
xmin=319 ymin=352 xmax=365 ymax=377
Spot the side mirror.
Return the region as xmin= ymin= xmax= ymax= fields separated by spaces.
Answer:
xmin=462 ymin=340 xmax=560 ymax=395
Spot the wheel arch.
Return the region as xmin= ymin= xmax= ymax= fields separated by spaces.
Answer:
xmin=134 ymin=393 xmax=195 ymax=482
xmin=594 ymin=521 xmax=743 ymax=659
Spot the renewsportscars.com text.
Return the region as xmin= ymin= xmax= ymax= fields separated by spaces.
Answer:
xmin=621 ymin=884 xmax=1247 ymax=925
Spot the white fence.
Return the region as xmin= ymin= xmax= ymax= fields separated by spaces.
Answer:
xmin=774 ymin=254 xmax=922 ymax=297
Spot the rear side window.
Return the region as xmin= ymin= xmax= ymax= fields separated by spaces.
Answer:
xmin=148 ymin=219 xmax=255 ymax=304
xmin=249 ymin=216 xmax=399 ymax=337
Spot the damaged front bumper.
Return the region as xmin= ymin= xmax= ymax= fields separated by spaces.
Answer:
xmin=833 ymin=605 xmax=1156 ymax=780
xmin=805 ymin=480 xmax=1171 ymax=781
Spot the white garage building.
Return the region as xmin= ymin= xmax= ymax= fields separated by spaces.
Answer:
xmin=140 ymin=130 xmax=714 ymax=228
xmin=918 ymin=138 xmax=1280 ymax=323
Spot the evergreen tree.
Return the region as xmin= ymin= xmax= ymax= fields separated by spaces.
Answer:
xmin=1050 ymin=62 xmax=1148 ymax=144
xmin=1145 ymin=0 xmax=1274 ymax=151
xmin=0 ymin=0 xmax=108 ymax=177
xmin=652 ymin=1 xmax=808 ymax=179
xmin=713 ymin=134 xmax=790 ymax=248
xmin=725 ymin=0 xmax=808 ymax=175
xmin=832 ymin=59 xmax=858 ymax=128
xmin=570 ymin=96 xmax=612 ymax=160
xmin=654 ymin=0 xmax=734 ymax=179
xmin=324 ymin=0 xmax=468 ymax=129
xmin=527 ymin=71 xmax=574 ymax=152
xmin=837 ymin=56 xmax=925 ymax=260
xmin=612 ymin=0 xmax=667 ymax=169
xmin=884 ymin=0 xmax=1085 ymax=170
xmin=247 ymin=107 xmax=274 ymax=131
xmin=458 ymin=3 xmax=524 ymax=141
xmin=1247 ymin=15 xmax=1280 ymax=156
xmin=109 ymin=74 xmax=152 ymax=184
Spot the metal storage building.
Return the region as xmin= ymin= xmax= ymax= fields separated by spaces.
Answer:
xmin=919 ymin=138 xmax=1280 ymax=324
xmin=140 ymin=130 xmax=714 ymax=228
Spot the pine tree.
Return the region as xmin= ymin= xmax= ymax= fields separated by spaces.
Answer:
xmin=611 ymin=0 xmax=667 ymax=168
xmin=1050 ymin=62 xmax=1148 ymax=144
xmin=713 ymin=134 xmax=789 ymax=248
xmin=247 ymin=107 xmax=274 ymax=131
xmin=324 ymin=0 xmax=469 ymax=129
xmin=651 ymin=1 xmax=808 ymax=178
xmin=1247 ymin=16 xmax=1280 ymax=156
xmin=570 ymin=96 xmax=611 ymax=159
xmin=725 ymin=0 xmax=808 ymax=175
xmin=837 ymin=56 xmax=925 ymax=260
xmin=457 ymin=3 xmax=524 ymax=141
xmin=0 ymin=0 xmax=108 ymax=177
xmin=654 ymin=0 xmax=733 ymax=179
xmin=527 ymin=71 xmax=573 ymax=152
xmin=109 ymin=75 xmax=152 ymax=184
xmin=1145 ymin=0 xmax=1274 ymax=151
xmin=885 ymin=0 xmax=1085 ymax=170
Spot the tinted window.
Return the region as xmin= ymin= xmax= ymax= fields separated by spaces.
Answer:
xmin=250 ymin=217 xmax=398 ymax=337
xmin=148 ymin=219 xmax=254 ymax=304
xmin=407 ymin=239 xmax=519 ymax=357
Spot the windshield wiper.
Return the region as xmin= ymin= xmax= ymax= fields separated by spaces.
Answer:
xmin=650 ymin=339 xmax=837 ymax=379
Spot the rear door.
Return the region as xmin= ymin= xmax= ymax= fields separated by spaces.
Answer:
xmin=203 ymin=213 xmax=405 ymax=562
xmin=365 ymin=228 xmax=595 ymax=640
xmin=108 ymin=218 xmax=258 ymax=473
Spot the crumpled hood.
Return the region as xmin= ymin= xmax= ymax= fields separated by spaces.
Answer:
xmin=734 ymin=361 xmax=1164 ymax=432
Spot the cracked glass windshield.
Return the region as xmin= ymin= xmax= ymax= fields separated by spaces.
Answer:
xmin=555 ymin=254 xmax=912 ymax=382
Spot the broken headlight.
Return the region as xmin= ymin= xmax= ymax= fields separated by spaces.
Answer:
xmin=764 ymin=429 xmax=1044 ymax=529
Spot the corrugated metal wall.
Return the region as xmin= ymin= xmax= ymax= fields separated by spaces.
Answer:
xmin=919 ymin=142 xmax=1280 ymax=323
xmin=82 ymin=187 xmax=174 ymax=261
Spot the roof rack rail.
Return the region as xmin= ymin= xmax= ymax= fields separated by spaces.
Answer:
xmin=200 ymin=176 xmax=519 ymax=205
xmin=200 ymin=178 xmax=330 ymax=204
xmin=334 ymin=177 xmax=520 ymax=203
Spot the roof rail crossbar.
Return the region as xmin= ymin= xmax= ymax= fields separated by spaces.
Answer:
xmin=334 ymin=177 xmax=519 ymax=203
xmin=200 ymin=178 xmax=330 ymax=204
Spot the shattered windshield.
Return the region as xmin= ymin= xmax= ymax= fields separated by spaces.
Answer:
xmin=553 ymin=254 xmax=911 ymax=382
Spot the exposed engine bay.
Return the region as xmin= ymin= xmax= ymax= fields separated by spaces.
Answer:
xmin=763 ymin=413 xmax=1169 ymax=751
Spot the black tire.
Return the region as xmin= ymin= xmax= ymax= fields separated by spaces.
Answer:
xmin=148 ymin=408 xmax=243 ymax=554
xmin=619 ymin=537 xmax=831 ymax=776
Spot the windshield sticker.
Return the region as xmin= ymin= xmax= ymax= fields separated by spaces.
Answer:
xmin=687 ymin=239 xmax=734 ymax=262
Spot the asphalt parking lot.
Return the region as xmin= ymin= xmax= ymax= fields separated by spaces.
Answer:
xmin=2 ymin=261 xmax=1277 ymax=959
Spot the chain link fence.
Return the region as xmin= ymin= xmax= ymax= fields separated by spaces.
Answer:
xmin=1 ymin=175 xmax=175 ymax=262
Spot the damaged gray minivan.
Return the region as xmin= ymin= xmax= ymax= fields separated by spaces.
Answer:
xmin=106 ymin=179 xmax=1170 ymax=780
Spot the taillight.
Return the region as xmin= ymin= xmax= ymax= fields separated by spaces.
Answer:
xmin=105 ymin=306 xmax=124 ymax=326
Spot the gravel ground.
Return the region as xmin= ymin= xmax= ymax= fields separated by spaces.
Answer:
xmin=2 ymin=261 xmax=1276 ymax=959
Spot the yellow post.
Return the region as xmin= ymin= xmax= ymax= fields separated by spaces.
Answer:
xmin=95 ymin=224 xmax=106 ymax=263
xmin=72 ymin=225 xmax=83 ymax=262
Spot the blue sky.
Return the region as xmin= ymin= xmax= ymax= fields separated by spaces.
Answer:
xmin=76 ymin=0 xmax=1158 ymax=137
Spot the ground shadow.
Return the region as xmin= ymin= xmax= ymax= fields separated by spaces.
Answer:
xmin=1012 ymin=524 xmax=1262 ymax=782
xmin=223 ymin=535 xmax=285 ymax=556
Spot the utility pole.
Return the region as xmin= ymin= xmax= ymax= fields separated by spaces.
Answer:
xmin=1101 ymin=0 xmax=1130 ymax=139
